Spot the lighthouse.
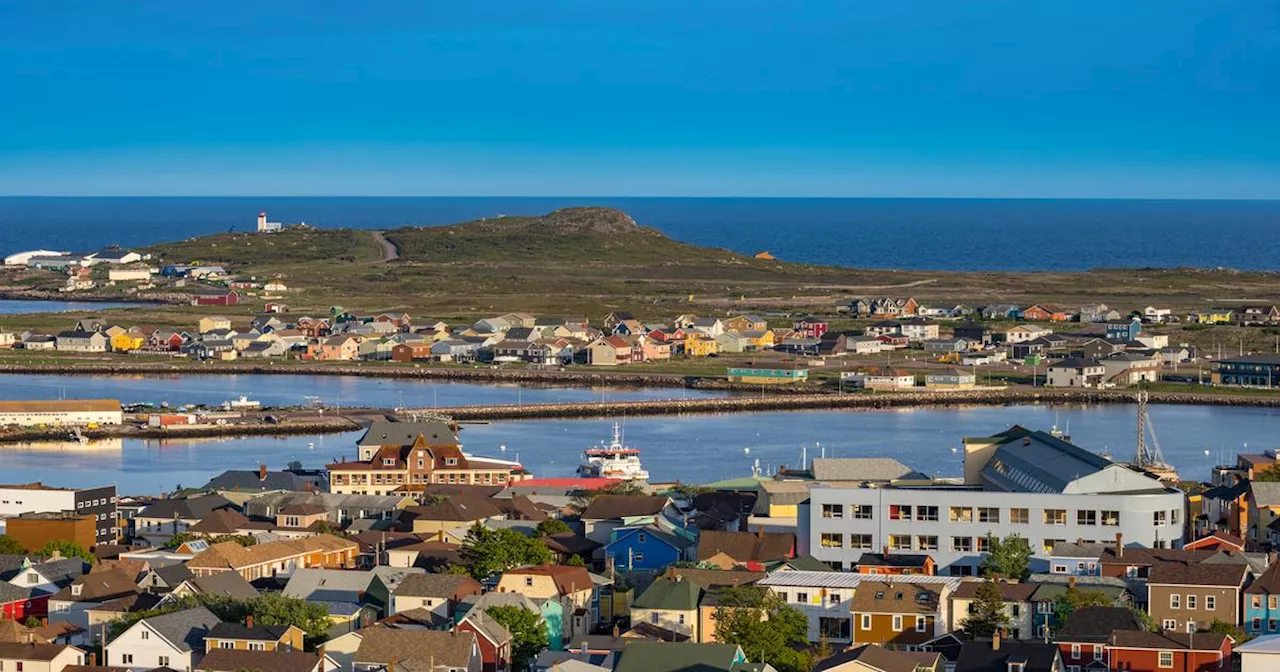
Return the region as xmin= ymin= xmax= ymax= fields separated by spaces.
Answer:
xmin=256 ymin=212 xmax=282 ymax=233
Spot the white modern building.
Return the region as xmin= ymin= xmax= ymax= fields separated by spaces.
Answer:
xmin=799 ymin=427 xmax=1186 ymax=575
xmin=0 ymin=481 xmax=118 ymax=545
xmin=0 ymin=399 xmax=122 ymax=426
xmin=3 ymin=249 xmax=68 ymax=266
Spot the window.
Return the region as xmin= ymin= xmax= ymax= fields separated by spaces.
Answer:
xmin=1154 ymin=510 xmax=1168 ymax=526
xmin=525 ymin=577 xmax=533 ymax=587
xmin=382 ymin=458 xmax=394 ymax=466
xmin=822 ymin=504 xmax=843 ymax=519
xmin=861 ymin=614 xmax=871 ymax=630
xmin=1162 ymin=619 xmax=1176 ymax=630
xmin=1272 ymin=596 xmax=1279 ymax=610
xmin=1038 ymin=600 xmax=1054 ymax=614
xmin=797 ymin=592 xmax=809 ymax=604
xmin=1070 ymin=644 xmax=1081 ymax=659
xmin=1270 ymin=619 xmax=1278 ymax=632
xmin=889 ymin=534 xmax=911 ymax=550
xmin=220 ymin=641 xmax=234 ymax=649
xmin=889 ymin=504 xmax=912 ymax=520
xmin=1010 ymin=508 xmax=1029 ymax=524
xmin=1093 ymin=645 xmax=1103 ymax=661
xmin=633 ymin=552 xmax=644 ymax=562
xmin=678 ymin=614 xmax=686 ymax=625
xmin=853 ymin=505 xmax=873 ymax=520
xmin=650 ymin=612 xmax=659 ymax=624
xmin=829 ymin=594 xmax=841 ymax=605
xmin=976 ymin=536 xmax=991 ymax=553
xmin=1052 ymin=564 xmax=1068 ymax=574
xmin=120 ymin=655 xmax=133 ymax=665
xmin=637 ymin=532 xmax=647 ymax=544
xmin=820 ymin=533 xmax=844 ymax=548
xmin=916 ymin=535 xmax=938 ymax=551
xmin=1252 ymin=595 xmax=1261 ymax=608
xmin=1101 ymin=510 xmax=1120 ymax=526
xmin=1187 ymin=595 xmax=1197 ymax=610
xmin=1254 ymin=617 xmax=1263 ymax=631
xmin=916 ymin=506 xmax=939 ymax=522
xmin=978 ymin=507 xmax=1000 ymax=523
xmin=445 ymin=457 xmax=458 ymax=466
xmin=1043 ymin=509 xmax=1067 ymax=525
xmin=951 ymin=536 xmax=972 ymax=552
xmin=892 ymin=615 xmax=903 ymax=631
xmin=1170 ymin=594 xmax=1180 ymax=610
xmin=1158 ymin=651 xmax=1173 ymax=668
xmin=915 ymin=615 xmax=927 ymax=632
xmin=140 ymin=631 xmax=149 ymax=640
xmin=1077 ymin=510 xmax=1097 ymax=526
xmin=1171 ymin=509 xmax=1180 ymax=524
xmin=249 ymin=642 xmax=265 ymax=651
xmin=1043 ymin=539 xmax=1065 ymax=555
xmin=949 ymin=507 xmax=973 ymax=523
xmin=851 ymin=534 xmax=874 ymax=550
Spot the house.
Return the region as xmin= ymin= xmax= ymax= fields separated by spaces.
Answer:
xmin=1245 ymin=562 xmax=1280 ymax=635
xmin=630 ymin=575 xmax=704 ymax=641
xmin=133 ymin=494 xmax=237 ymax=544
xmin=161 ymin=572 xmax=260 ymax=605
xmin=605 ymin=525 xmax=694 ymax=573
xmin=683 ymin=334 xmax=719 ymax=357
xmin=961 ymin=350 xmax=1007 ymax=366
xmin=105 ymin=605 xmax=221 ymax=671
xmin=850 ymin=580 xmax=948 ymax=647
xmin=185 ymin=535 xmax=359 ymax=581
xmin=391 ymin=573 xmax=483 ymax=619
xmin=922 ymin=337 xmax=970 ymax=353
xmin=725 ymin=365 xmax=809 ymax=385
xmin=900 ymin=318 xmax=939 ymax=341
xmin=954 ymin=636 xmax=1062 ymax=672
xmin=47 ymin=568 xmax=142 ymax=632
xmin=793 ymin=318 xmax=829 ymax=339
xmin=611 ymin=642 xmax=747 ymax=672
xmin=494 ymin=565 xmax=597 ymax=643
xmin=191 ymin=288 xmax=241 ymax=306
xmin=285 ymin=567 xmax=422 ymax=621
xmin=1098 ymin=352 xmax=1162 ymax=386
xmin=813 ymin=644 xmax=942 ymax=672
xmin=1081 ymin=304 xmax=1121 ymax=323
xmin=1239 ymin=305 xmax=1280 ymax=326
xmin=1146 ymin=561 xmax=1247 ymax=632
xmin=841 ymin=368 xmax=915 ymax=391
xmin=204 ymin=620 xmax=305 ymax=652
xmin=585 ymin=336 xmax=633 ymax=366
xmin=0 ymin=642 xmax=88 ymax=671
xmin=196 ymin=648 xmax=337 ymax=672
xmin=953 ymin=324 xmax=993 ymax=346
xmin=981 ymin=304 xmax=1022 ymax=320
xmin=1107 ymin=631 xmax=1231 ymax=672
xmin=1004 ymin=325 xmax=1052 ymax=343
xmin=1047 ymin=542 xmax=1108 ymax=576
xmin=1239 ymin=634 xmax=1280 ymax=672
xmin=1104 ymin=319 xmax=1142 ymax=342
xmin=690 ymin=318 xmax=725 ymax=338
xmin=950 ymin=581 xmax=1038 ymax=640
xmin=865 ymin=321 xmax=902 ymax=337
xmin=1046 ymin=358 xmax=1106 ymax=388
xmin=854 ymin=552 xmax=936 ymax=576
xmin=55 ymin=331 xmax=108 ymax=353
xmin=696 ymin=530 xmax=794 ymax=570
xmin=1054 ymin=606 xmax=1141 ymax=670
xmin=456 ymin=610 xmax=513 ymax=672
xmin=845 ymin=336 xmax=885 ymax=355
xmin=925 ymin=369 xmax=977 ymax=390
xmin=580 ymin=495 xmax=671 ymax=544
xmin=1188 ymin=308 xmax=1235 ymax=325
xmin=353 ymin=626 xmax=482 ymax=672
xmin=724 ymin=315 xmax=768 ymax=333
xmin=1022 ymin=304 xmax=1071 ymax=322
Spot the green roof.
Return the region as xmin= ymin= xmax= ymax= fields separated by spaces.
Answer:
xmin=614 ymin=642 xmax=745 ymax=672
xmin=778 ymin=554 xmax=835 ymax=572
xmin=633 ymin=577 xmax=703 ymax=611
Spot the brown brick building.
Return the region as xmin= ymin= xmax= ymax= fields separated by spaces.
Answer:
xmin=5 ymin=511 xmax=96 ymax=552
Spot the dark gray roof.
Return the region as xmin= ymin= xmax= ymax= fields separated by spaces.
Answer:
xmin=202 ymin=470 xmax=322 ymax=493
xmin=393 ymin=573 xmax=482 ymax=599
xmin=979 ymin=428 xmax=1117 ymax=494
xmin=810 ymin=458 xmax=924 ymax=482
xmin=206 ymin=622 xmax=295 ymax=642
xmin=1056 ymin=607 xmax=1143 ymax=643
xmin=956 ymin=640 xmax=1059 ymax=672
xmin=139 ymin=606 xmax=221 ymax=653
xmin=189 ymin=572 xmax=260 ymax=600
xmin=137 ymin=494 xmax=236 ymax=520
xmin=151 ymin=563 xmax=194 ymax=587
xmin=358 ymin=421 xmax=458 ymax=448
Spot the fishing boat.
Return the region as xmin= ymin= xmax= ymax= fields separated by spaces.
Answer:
xmin=222 ymin=395 xmax=262 ymax=411
xmin=577 ymin=422 xmax=650 ymax=481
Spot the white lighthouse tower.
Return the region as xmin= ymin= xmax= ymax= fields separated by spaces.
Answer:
xmin=256 ymin=211 xmax=282 ymax=233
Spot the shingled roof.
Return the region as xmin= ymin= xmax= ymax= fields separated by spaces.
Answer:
xmin=196 ymin=648 xmax=328 ymax=672
xmin=394 ymin=573 xmax=483 ymax=600
xmin=1056 ymin=606 xmax=1143 ymax=643
xmin=354 ymin=626 xmax=477 ymax=669
xmin=1148 ymin=560 xmax=1248 ymax=587
xmin=696 ymin=530 xmax=793 ymax=564
xmin=581 ymin=495 xmax=669 ymax=520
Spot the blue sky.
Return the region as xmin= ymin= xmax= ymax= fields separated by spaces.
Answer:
xmin=1 ymin=1 xmax=1277 ymax=197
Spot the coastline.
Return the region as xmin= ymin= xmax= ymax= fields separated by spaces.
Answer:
xmin=2 ymin=385 xmax=1277 ymax=446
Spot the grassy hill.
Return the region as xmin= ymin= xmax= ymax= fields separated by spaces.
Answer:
xmin=148 ymin=227 xmax=383 ymax=265
xmin=383 ymin=207 xmax=745 ymax=265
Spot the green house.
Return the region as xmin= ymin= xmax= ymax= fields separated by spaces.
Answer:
xmin=726 ymin=366 xmax=809 ymax=385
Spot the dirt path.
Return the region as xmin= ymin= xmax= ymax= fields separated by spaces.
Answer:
xmin=370 ymin=230 xmax=399 ymax=261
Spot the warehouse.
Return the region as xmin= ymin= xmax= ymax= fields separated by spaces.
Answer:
xmin=0 ymin=399 xmax=123 ymax=427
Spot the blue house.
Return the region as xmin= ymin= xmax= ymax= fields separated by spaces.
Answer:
xmin=1246 ymin=563 xmax=1280 ymax=635
xmin=1047 ymin=541 xmax=1108 ymax=576
xmin=604 ymin=525 xmax=693 ymax=573
xmin=1105 ymin=319 xmax=1142 ymax=342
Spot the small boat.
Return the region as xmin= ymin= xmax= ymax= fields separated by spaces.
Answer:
xmin=222 ymin=395 xmax=262 ymax=411
xmin=578 ymin=422 xmax=650 ymax=481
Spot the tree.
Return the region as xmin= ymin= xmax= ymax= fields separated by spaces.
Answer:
xmin=1131 ymin=607 xmax=1158 ymax=633
xmin=0 ymin=535 xmax=25 ymax=555
xmin=570 ymin=481 xmax=644 ymax=511
xmin=164 ymin=532 xmax=256 ymax=550
xmin=1051 ymin=585 xmax=1112 ymax=629
xmin=38 ymin=539 xmax=94 ymax=565
xmin=486 ymin=605 xmax=548 ymax=672
xmin=979 ymin=534 xmax=1033 ymax=582
xmin=1206 ymin=619 xmax=1251 ymax=643
xmin=110 ymin=593 xmax=332 ymax=645
xmin=564 ymin=554 xmax=585 ymax=567
xmin=458 ymin=524 xmax=553 ymax=581
xmin=534 ymin=519 xmax=571 ymax=537
xmin=964 ymin=576 xmax=1010 ymax=638
xmin=712 ymin=586 xmax=812 ymax=672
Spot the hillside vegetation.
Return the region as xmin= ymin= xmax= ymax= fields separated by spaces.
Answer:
xmin=148 ymin=228 xmax=383 ymax=265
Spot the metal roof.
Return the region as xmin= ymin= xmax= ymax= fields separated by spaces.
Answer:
xmin=759 ymin=570 xmax=962 ymax=590
xmin=980 ymin=429 xmax=1115 ymax=494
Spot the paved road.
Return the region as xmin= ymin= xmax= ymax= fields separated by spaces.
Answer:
xmin=370 ymin=230 xmax=399 ymax=261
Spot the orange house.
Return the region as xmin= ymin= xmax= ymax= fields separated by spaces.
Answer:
xmin=849 ymin=580 xmax=944 ymax=648
xmin=1021 ymin=304 xmax=1071 ymax=322
xmin=854 ymin=552 xmax=936 ymax=576
xmin=185 ymin=534 xmax=357 ymax=581
xmin=317 ymin=335 xmax=360 ymax=360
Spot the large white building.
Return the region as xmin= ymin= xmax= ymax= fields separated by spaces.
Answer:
xmin=3 ymin=249 xmax=69 ymax=266
xmin=0 ymin=399 xmax=122 ymax=427
xmin=799 ymin=426 xmax=1186 ymax=575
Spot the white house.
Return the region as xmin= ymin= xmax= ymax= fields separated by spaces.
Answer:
xmin=1144 ymin=306 xmax=1173 ymax=322
xmin=0 ymin=642 xmax=87 ymax=672
xmin=105 ymin=606 xmax=221 ymax=672
xmin=1239 ymin=634 xmax=1280 ymax=672
xmin=108 ymin=267 xmax=153 ymax=282
xmin=1005 ymin=325 xmax=1052 ymax=343
xmin=1046 ymin=358 xmax=1107 ymax=388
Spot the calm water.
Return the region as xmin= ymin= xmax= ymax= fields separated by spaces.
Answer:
xmin=3 ymin=197 xmax=1280 ymax=271
xmin=0 ymin=373 xmax=730 ymax=409
xmin=0 ymin=300 xmax=152 ymax=314
xmin=3 ymin=403 xmax=1272 ymax=494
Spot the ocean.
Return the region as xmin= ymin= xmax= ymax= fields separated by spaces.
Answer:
xmin=3 ymin=197 xmax=1279 ymax=272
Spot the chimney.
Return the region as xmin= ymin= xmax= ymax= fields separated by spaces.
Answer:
xmin=246 ymin=615 xmax=254 ymax=629
xmin=1068 ymin=576 xmax=1076 ymax=588
xmin=992 ymin=630 xmax=1001 ymax=651
xmin=1115 ymin=532 xmax=1123 ymax=558
xmin=259 ymin=464 xmax=268 ymax=481
xmin=883 ymin=545 xmax=890 ymax=557
xmin=90 ymin=653 xmax=97 ymax=667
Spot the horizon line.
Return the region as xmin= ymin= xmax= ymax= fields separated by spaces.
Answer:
xmin=3 ymin=194 xmax=1280 ymax=202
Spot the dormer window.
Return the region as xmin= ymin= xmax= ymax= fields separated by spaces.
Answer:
xmin=382 ymin=458 xmax=394 ymax=466
xmin=445 ymin=458 xmax=458 ymax=466
xmin=71 ymin=584 xmax=82 ymax=596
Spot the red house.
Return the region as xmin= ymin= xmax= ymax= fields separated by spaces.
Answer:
xmin=1022 ymin=303 xmax=1070 ymax=322
xmin=792 ymin=318 xmax=829 ymax=339
xmin=854 ymin=551 xmax=936 ymax=576
xmin=1183 ymin=532 xmax=1246 ymax=552
xmin=457 ymin=614 xmax=512 ymax=672
xmin=1107 ymin=630 xmax=1231 ymax=672
xmin=0 ymin=588 xmax=46 ymax=621
xmin=190 ymin=288 xmax=240 ymax=306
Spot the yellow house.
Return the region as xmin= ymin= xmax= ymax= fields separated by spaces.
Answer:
xmin=111 ymin=332 xmax=145 ymax=352
xmin=744 ymin=330 xmax=776 ymax=349
xmin=1191 ymin=309 xmax=1235 ymax=325
xmin=684 ymin=336 xmax=719 ymax=357
xmin=204 ymin=622 xmax=306 ymax=652
xmin=198 ymin=316 xmax=233 ymax=333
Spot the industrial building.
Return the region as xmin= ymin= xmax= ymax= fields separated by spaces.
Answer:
xmin=0 ymin=399 xmax=122 ymax=427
